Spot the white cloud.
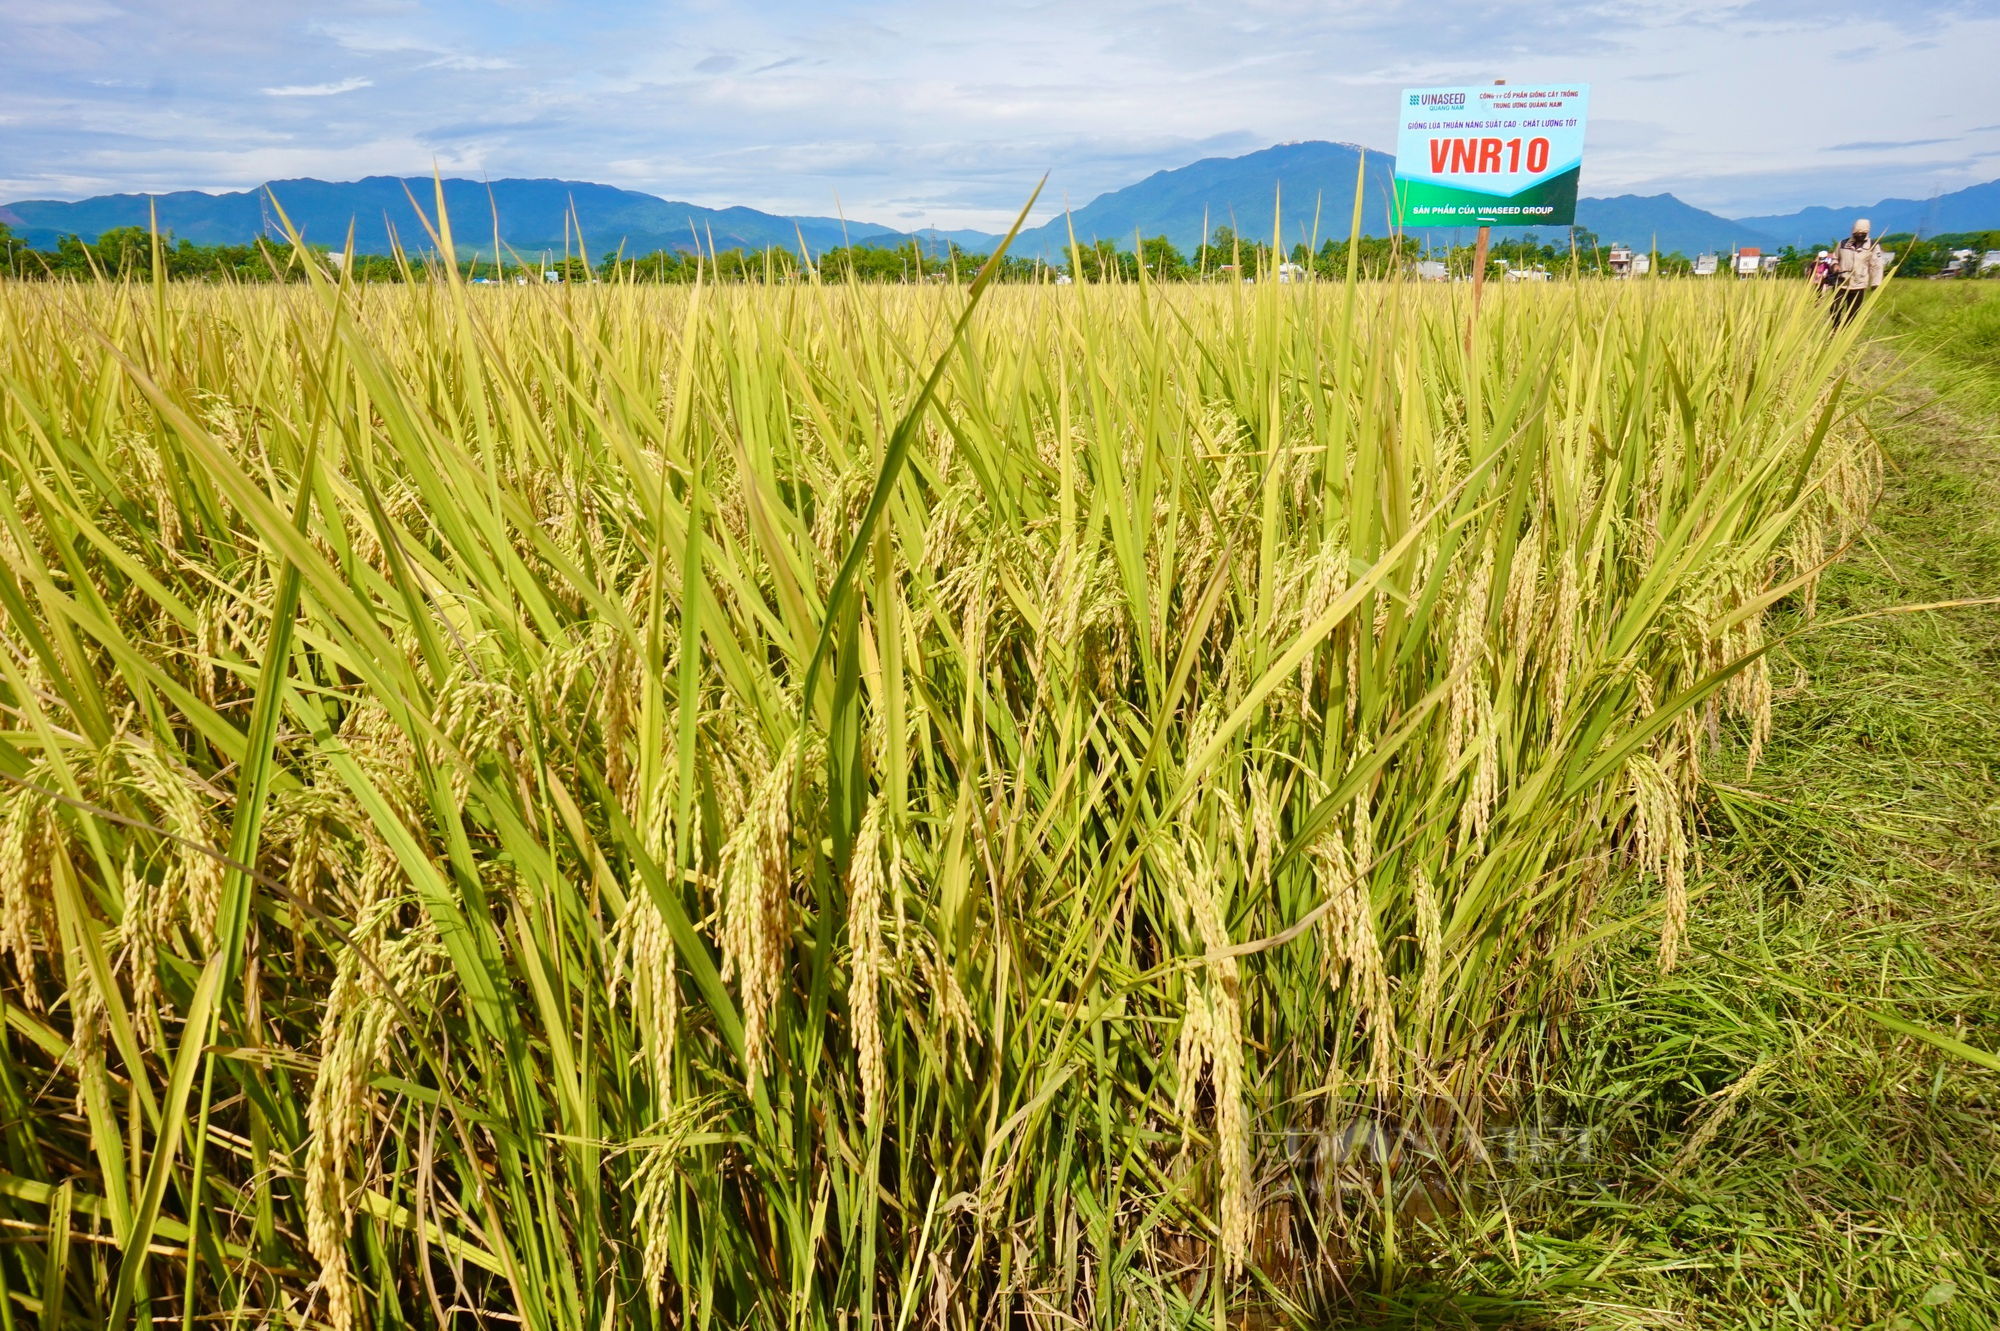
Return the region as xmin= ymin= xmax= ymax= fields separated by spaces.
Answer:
xmin=424 ymin=55 xmax=515 ymax=71
xmin=262 ymin=78 xmax=373 ymax=98
xmin=1 ymin=0 xmax=1994 ymax=224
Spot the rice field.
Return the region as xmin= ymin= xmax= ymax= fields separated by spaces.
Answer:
xmin=0 ymin=241 xmax=1882 ymax=1329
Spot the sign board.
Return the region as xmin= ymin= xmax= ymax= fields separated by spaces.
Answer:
xmin=1395 ymin=84 xmax=1589 ymax=227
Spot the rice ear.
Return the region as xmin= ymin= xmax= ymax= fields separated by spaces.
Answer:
xmin=0 ymin=265 xmax=1868 ymax=1322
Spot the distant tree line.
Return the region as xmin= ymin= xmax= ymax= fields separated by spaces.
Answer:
xmin=0 ymin=223 xmax=456 ymax=283
xmin=18 ymin=219 xmax=1984 ymax=286
xmin=0 ymin=219 xmax=1593 ymax=286
xmin=600 ymin=240 xmax=1046 ymax=285
xmin=1874 ymin=231 xmax=2000 ymax=279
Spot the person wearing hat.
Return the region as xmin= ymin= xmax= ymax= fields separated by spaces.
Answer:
xmin=1823 ymin=218 xmax=1885 ymax=327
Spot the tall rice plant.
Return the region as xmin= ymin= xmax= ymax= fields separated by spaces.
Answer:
xmin=0 ymin=222 xmax=1877 ymax=1328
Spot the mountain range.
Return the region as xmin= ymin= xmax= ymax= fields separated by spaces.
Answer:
xmin=1002 ymin=142 xmax=1401 ymax=257
xmin=4 ymin=146 xmax=1996 ymax=262
xmin=0 ymin=177 xmax=908 ymax=260
xmin=1737 ymin=180 xmax=2000 ymax=249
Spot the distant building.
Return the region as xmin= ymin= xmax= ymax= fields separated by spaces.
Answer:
xmin=1735 ymin=248 xmax=1762 ymax=276
xmin=1275 ymin=262 xmax=1306 ymax=284
xmin=1694 ymin=254 xmax=1719 ymax=276
xmin=1982 ymin=251 xmax=2000 ymax=274
xmin=1413 ymin=261 xmax=1449 ymax=282
xmin=1605 ymin=245 xmax=1651 ymax=279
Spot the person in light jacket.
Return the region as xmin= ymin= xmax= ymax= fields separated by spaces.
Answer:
xmin=1824 ymin=218 xmax=1885 ymax=327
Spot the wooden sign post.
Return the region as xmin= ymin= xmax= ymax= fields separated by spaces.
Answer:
xmin=1468 ymin=79 xmax=1505 ymax=327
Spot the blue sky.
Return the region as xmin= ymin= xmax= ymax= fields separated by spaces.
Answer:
xmin=4 ymin=0 xmax=1998 ymax=226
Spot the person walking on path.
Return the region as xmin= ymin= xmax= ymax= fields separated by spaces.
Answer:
xmin=1824 ymin=218 xmax=1886 ymax=327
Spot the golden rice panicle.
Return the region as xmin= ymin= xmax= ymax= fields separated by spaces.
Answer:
xmin=432 ymin=665 xmax=521 ymax=807
xmin=117 ymin=737 xmax=224 ymax=950
xmin=1172 ymin=836 xmax=1252 ymax=1274
xmin=1298 ymin=540 xmax=1349 ymax=702
xmin=1313 ymin=805 xmax=1395 ymax=1098
xmin=1445 ymin=538 xmax=1495 ymax=772
xmin=303 ymin=961 xmax=373 ymax=1331
xmin=1456 ymin=686 xmax=1500 ymax=851
xmin=1348 ymin=794 xmax=1396 ymax=1095
xmin=627 ymin=1099 xmax=712 ymax=1301
xmin=846 ymin=794 xmax=889 ymax=1127
xmin=1413 ymin=863 xmax=1444 ymax=1042
xmin=718 ymin=734 xmax=798 ymax=1089
xmin=0 ymin=784 xmax=58 ymax=1003
xmin=1501 ymin=518 xmax=1542 ymax=686
xmin=1247 ymin=765 xmax=1277 ymax=889
xmin=1548 ymin=554 xmax=1583 ymax=726
xmin=611 ymin=887 xmax=679 ymax=1099
xmin=1628 ymin=752 xmax=1690 ymax=972
xmin=303 ymin=915 xmax=440 ymax=1331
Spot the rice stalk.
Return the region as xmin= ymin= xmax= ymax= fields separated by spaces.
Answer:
xmin=0 ymin=242 xmax=1879 ymax=1328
